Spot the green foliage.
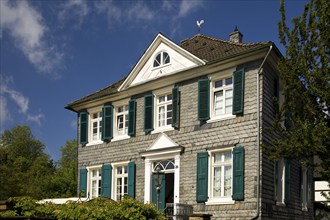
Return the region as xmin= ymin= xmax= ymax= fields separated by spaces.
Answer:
xmin=46 ymin=139 xmax=78 ymax=198
xmin=1 ymin=196 xmax=166 ymax=220
xmin=270 ymin=0 xmax=330 ymax=181
xmin=0 ymin=126 xmax=78 ymax=200
xmin=0 ymin=126 xmax=56 ymax=200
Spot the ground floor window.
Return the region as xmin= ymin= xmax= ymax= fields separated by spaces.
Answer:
xmin=90 ymin=168 xmax=102 ymax=198
xmin=114 ymin=165 xmax=128 ymax=200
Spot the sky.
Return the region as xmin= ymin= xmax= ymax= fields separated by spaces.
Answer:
xmin=1 ymin=0 xmax=309 ymax=161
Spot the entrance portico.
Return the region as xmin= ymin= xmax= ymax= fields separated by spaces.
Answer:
xmin=140 ymin=133 xmax=183 ymax=207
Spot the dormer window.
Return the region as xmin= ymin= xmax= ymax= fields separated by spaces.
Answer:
xmin=153 ymin=52 xmax=170 ymax=68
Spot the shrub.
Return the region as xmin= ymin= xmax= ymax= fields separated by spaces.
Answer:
xmin=1 ymin=196 xmax=166 ymax=220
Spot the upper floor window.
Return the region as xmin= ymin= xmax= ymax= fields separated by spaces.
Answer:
xmin=144 ymin=86 xmax=179 ymax=133
xmin=198 ymin=68 xmax=245 ymax=122
xmin=91 ymin=111 xmax=102 ymax=141
xmin=157 ymin=93 xmax=172 ymax=128
xmin=213 ymin=77 xmax=233 ymax=117
xmin=115 ymin=105 xmax=129 ymax=137
xmin=153 ymin=52 xmax=170 ymax=68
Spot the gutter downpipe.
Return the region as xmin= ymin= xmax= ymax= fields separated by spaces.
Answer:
xmin=252 ymin=45 xmax=273 ymax=220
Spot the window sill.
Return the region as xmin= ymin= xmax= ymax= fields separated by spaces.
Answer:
xmin=302 ymin=207 xmax=308 ymax=211
xmin=205 ymin=198 xmax=234 ymax=205
xmin=276 ymin=202 xmax=286 ymax=206
xmin=207 ymin=114 xmax=236 ymax=123
xmin=151 ymin=126 xmax=174 ymax=134
xmin=86 ymin=140 xmax=103 ymax=146
xmin=112 ymin=135 xmax=130 ymax=142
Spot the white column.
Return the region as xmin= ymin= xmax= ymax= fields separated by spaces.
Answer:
xmin=144 ymin=159 xmax=151 ymax=203
xmin=174 ymin=154 xmax=180 ymax=204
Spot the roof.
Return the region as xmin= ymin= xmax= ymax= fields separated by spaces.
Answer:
xmin=66 ymin=34 xmax=272 ymax=111
xmin=180 ymin=34 xmax=271 ymax=62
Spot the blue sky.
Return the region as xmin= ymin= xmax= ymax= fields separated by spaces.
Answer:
xmin=1 ymin=0 xmax=308 ymax=161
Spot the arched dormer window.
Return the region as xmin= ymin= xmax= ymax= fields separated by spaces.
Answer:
xmin=153 ymin=51 xmax=170 ymax=68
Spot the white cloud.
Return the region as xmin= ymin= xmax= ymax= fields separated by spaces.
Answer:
xmin=70 ymin=119 xmax=77 ymax=129
xmin=0 ymin=0 xmax=63 ymax=78
xmin=0 ymin=75 xmax=29 ymax=114
xmin=58 ymin=0 xmax=89 ymax=28
xmin=127 ymin=2 xmax=155 ymax=21
xmin=0 ymin=75 xmax=45 ymax=127
xmin=94 ymin=0 xmax=122 ymax=24
xmin=95 ymin=1 xmax=154 ymax=27
xmin=27 ymin=114 xmax=45 ymax=126
xmin=178 ymin=0 xmax=204 ymax=17
xmin=162 ymin=0 xmax=174 ymax=11
xmin=0 ymin=96 xmax=12 ymax=130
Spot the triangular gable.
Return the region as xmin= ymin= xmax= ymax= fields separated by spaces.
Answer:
xmin=148 ymin=133 xmax=179 ymax=151
xmin=118 ymin=33 xmax=205 ymax=91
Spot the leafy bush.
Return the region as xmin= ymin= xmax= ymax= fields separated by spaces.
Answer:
xmin=1 ymin=196 xmax=166 ymax=220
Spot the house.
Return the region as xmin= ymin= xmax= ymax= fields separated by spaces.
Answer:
xmin=65 ymin=28 xmax=314 ymax=219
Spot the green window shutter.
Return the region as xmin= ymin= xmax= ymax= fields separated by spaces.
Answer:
xmin=232 ymin=68 xmax=245 ymax=115
xmin=128 ymin=99 xmax=136 ymax=136
xmin=232 ymin=146 xmax=245 ymax=201
xmin=196 ymin=151 xmax=208 ymax=203
xmin=172 ymin=86 xmax=180 ymax=129
xmin=198 ymin=78 xmax=210 ymax=121
xmin=284 ymin=159 xmax=291 ymax=204
xmin=101 ymin=164 xmax=112 ymax=198
xmin=274 ymin=161 xmax=278 ymax=203
xmin=79 ymin=111 xmax=88 ymax=145
xmin=127 ymin=161 xmax=136 ymax=198
xmin=102 ymin=104 xmax=113 ymax=141
xmin=144 ymin=94 xmax=154 ymax=133
xmin=79 ymin=168 xmax=88 ymax=197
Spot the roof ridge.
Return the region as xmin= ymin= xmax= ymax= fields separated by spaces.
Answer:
xmin=181 ymin=34 xmax=270 ymax=47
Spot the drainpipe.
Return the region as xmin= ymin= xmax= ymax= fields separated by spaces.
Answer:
xmin=251 ymin=45 xmax=272 ymax=220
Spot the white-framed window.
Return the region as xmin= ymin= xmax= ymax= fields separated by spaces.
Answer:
xmin=89 ymin=167 xmax=102 ymax=198
xmin=212 ymin=77 xmax=233 ymax=118
xmin=207 ymin=149 xmax=234 ymax=204
xmin=276 ymin=158 xmax=285 ymax=204
xmin=156 ymin=93 xmax=172 ymax=129
xmin=113 ymin=165 xmax=128 ymax=201
xmin=115 ymin=105 xmax=128 ymax=137
xmin=90 ymin=110 xmax=102 ymax=142
xmin=153 ymin=51 xmax=170 ymax=68
xmin=301 ymin=167 xmax=311 ymax=211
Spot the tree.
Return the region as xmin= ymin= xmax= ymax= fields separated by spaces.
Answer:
xmin=0 ymin=125 xmax=55 ymax=200
xmin=270 ymin=0 xmax=330 ymax=181
xmin=47 ymin=139 xmax=77 ymax=198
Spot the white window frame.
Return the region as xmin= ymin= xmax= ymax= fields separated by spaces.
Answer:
xmin=87 ymin=165 xmax=102 ymax=199
xmin=113 ymin=99 xmax=130 ymax=141
xmin=152 ymin=87 xmax=174 ymax=133
xmin=208 ymin=68 xmax=236 ymax=123
xmin=153 ymin=51 xmax=171 ymax=69
xmin=276 ymin=158 xmax=286 ymax=205
xmin=87 ymin=107 xmax=103 ymax=146
xmin=111 ymin=161 xmax=129 ymax=201
xmin=206 ymin=148 xmax=234 ymax=205
xmin=301 ymin=167 xmax=310 ymax=211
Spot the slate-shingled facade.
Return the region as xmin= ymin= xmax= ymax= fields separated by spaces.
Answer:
xmin=66 ymin=30 xmax=314 ymax=219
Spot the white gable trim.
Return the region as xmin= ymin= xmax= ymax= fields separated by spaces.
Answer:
xmin=148 ymin=132 xmax=179 ymax=150
xmin=118 ymin=33 xmax=205 ymax=91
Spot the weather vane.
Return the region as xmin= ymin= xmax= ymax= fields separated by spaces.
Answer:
xmin=196 ymin=20 xmax=204 ymax=33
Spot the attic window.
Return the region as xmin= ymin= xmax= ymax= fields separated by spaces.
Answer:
xmin=153 ymin=52 xmax=170 ymax=68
